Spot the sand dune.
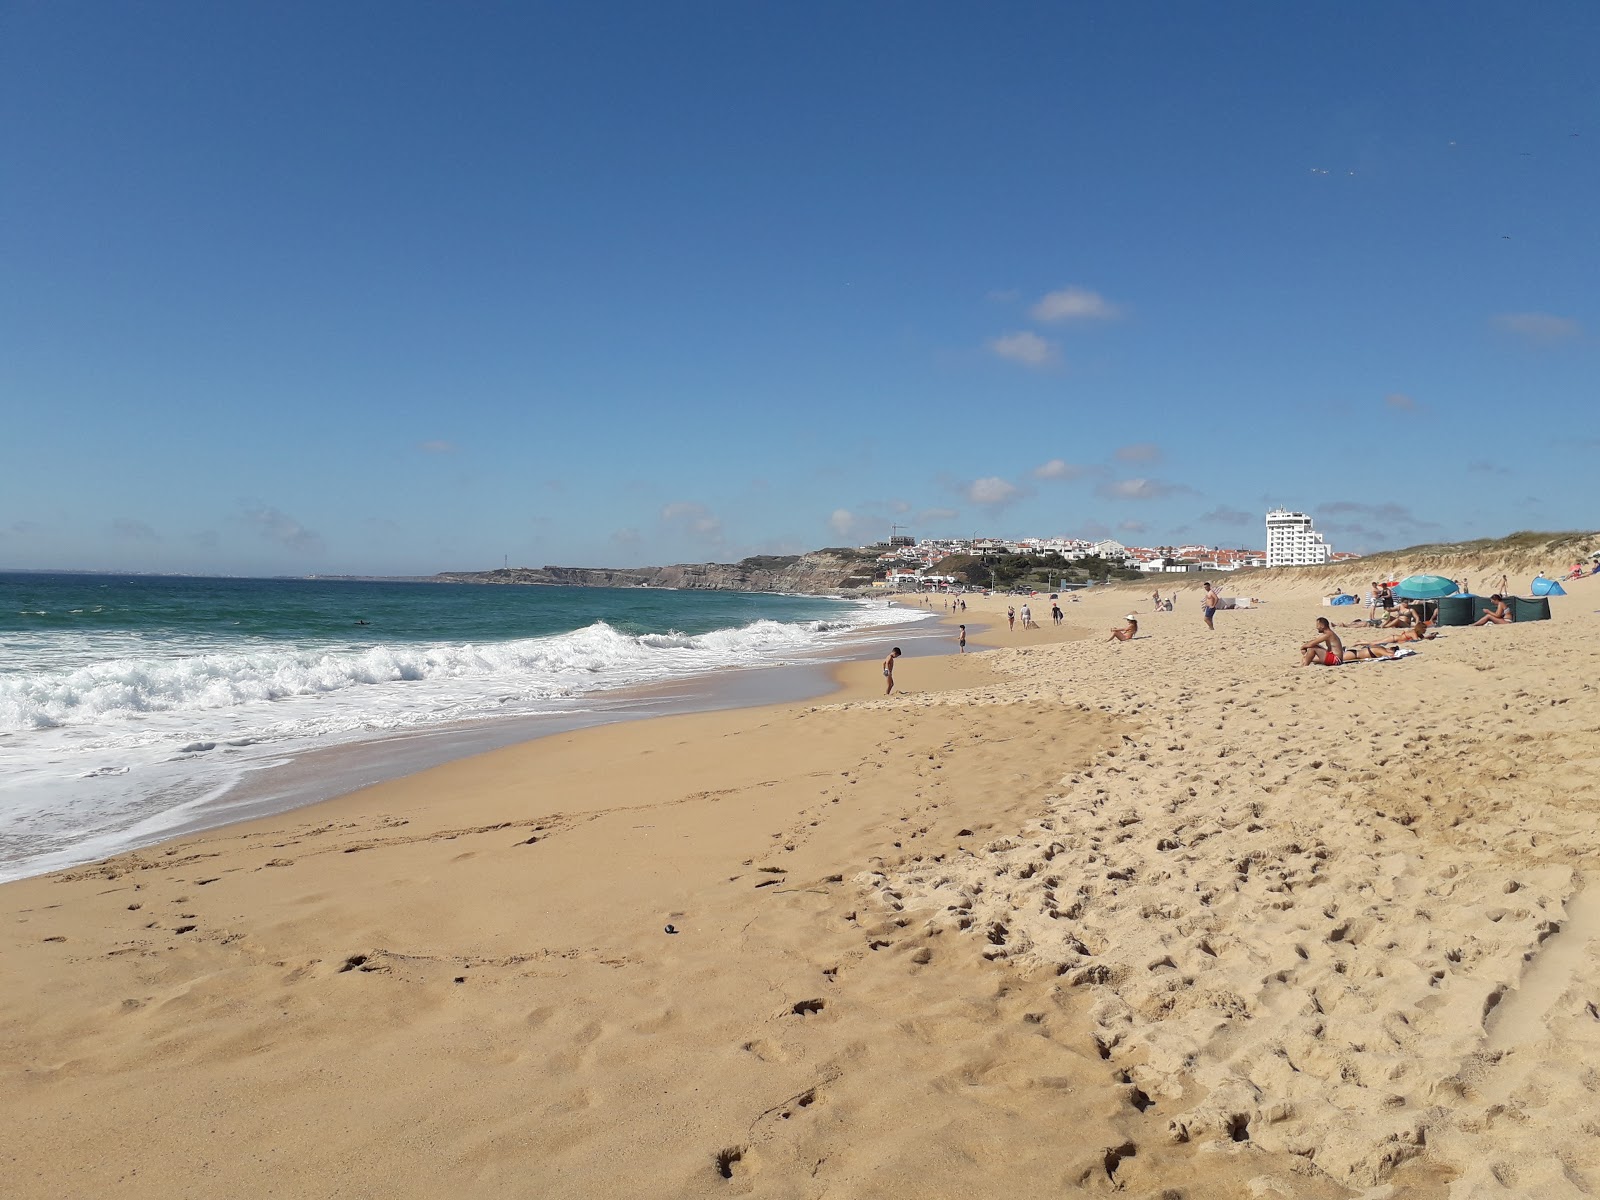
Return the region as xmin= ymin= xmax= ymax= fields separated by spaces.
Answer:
xmin=4 ymin=571 xmax=1598 ymax=1197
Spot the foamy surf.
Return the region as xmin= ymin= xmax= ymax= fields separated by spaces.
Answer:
xmin=0 ymin=583 xmax=931 ymax=882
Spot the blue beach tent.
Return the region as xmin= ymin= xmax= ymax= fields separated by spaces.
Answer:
xmin=1531 ymin=576 xmax=1567 ymax=597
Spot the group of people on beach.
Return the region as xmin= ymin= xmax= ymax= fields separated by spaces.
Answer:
xmin=1108 ymin=581 xmax=1222 ymax=641
xmin=1301 ymin=577 xmax=1541 ymax=666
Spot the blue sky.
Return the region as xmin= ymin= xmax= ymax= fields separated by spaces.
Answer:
xmin=2 ymin=2 xmax=1595 ymax=575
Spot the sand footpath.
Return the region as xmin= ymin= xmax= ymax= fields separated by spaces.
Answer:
xmin=4 ymin=574 xmax=1599 ymax=1198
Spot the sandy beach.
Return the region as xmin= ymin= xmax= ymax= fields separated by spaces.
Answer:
xmin=5 ymin=570 xmax=1599 ymax=1198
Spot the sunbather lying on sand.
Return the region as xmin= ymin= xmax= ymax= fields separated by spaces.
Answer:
xmin=1302 ymin=618 xmax=1401 ymax=665
xmin=1392 ymin=607 xmax=1437 ymax=642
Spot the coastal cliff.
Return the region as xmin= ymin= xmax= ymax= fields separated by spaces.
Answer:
xmin=433 ymin=550 xmax=879 ymax=594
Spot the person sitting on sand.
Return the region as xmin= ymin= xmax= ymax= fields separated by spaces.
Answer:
xmin=1381 ymin=598 xmax=1415 ymax=629
xmin=1108 ymin=614 xmax=1138 ymax=642
xmin=1303 ymin=618 xmax=1400 ymax=665
xmin=1472 ymin=594 xmax=1514 ymax=626
xmin=1302 ymin=617 xmax=1344 ymax=666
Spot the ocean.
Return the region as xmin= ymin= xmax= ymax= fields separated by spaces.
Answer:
xmin=0 ymin=573 xmax=931 ymax=881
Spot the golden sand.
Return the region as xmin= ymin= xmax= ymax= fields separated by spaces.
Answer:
xmin=4 ymin=572 xmax=1598 ymax=1198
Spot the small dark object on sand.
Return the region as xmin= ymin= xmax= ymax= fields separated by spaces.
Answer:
xmin=664 ymin=924 xmax=678 ymax=935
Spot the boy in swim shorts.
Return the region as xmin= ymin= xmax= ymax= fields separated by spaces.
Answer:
xmin=883 ymin=646 xmax=901 ymax=694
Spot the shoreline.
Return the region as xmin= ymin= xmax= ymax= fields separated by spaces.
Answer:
xmin=0 ymin=602 xmax=950 ymax=885
xmin=7 ymin=578 xmax=1595 ymax=1196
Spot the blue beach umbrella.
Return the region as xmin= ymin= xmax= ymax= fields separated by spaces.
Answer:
xmin=1393 ymin=574 xmax=1460 ymax=600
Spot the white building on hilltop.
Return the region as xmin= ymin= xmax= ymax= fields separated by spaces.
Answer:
xmin=1265 ymin=509 xmax=1332 ymax=567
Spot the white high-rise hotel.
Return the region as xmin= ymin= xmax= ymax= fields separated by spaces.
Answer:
xmin=1265 ymin=508 xmax=1332 ymax=567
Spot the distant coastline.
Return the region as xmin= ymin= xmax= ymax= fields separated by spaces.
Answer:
xmin=432 ymin=549 xmax=878 ymax=595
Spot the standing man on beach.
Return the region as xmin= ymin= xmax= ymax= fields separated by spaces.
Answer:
xmin=882 ymin=646 xmax=901 ymax=694
xmin=1020 ymin=601 xmax=1034 ymax=629
xmin=1202 ymin=582 xmax=1220 ymax=630
xmin=956 ymin=625 xmax=967 ymax=653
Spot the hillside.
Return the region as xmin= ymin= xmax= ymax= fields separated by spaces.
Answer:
xmin=433 ymin=549 xmax=880 ymax=594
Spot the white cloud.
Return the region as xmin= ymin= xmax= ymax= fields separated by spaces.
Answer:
xmin=1118 ymin=520 xmax=1148 ymax=534
xmin=1114 ymin=442 xmax=1162 ymax=464
xmin=986 ymin=331 xmax=1059 ymax=368
xmin=1032 ymin=459 xmax=1087 ymax=481
xmin=1491 ymin=312 xmax=1581 ymax=343
xmin=965 ymin=477 xmax=1019 ymax=507
xmin=660 ymin=501 xmax=723 ymax=540
xmin=1095 ymin=477 xmax=1192 ymax=501
xmin=418 ymin=439 xmax=459 ymax=454
xmin=1030 ymin=286 xmax=1124 ymax=323
xmin=828 ymin=508 xmax=857 ymax=538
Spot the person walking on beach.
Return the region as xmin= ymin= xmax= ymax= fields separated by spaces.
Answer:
xmin=956 ymin=624 xmax=967 ymax=653
xmin=1020 ymin=602 xmax=1034 ymax=629
xmin=1007 ymin=606 xmax=1015 ymax=631
xmin=882 ymin=646 xmax=902 ymax=694
xmin=1202 ymin=582 xmax=1220 ymax=630
xmin=1051 ymin=602 xmax=1063 ymax=625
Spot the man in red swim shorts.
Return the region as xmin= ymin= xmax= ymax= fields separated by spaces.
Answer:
xmin=1301 ymin=617 xmax=1344 ymax=667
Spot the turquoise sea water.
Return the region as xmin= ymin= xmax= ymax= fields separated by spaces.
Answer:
xmin=0 ymin=573 xmax=928 ymax=880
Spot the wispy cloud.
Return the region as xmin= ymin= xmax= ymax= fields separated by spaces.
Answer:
xmin=917 ymin=506 xmax=959 ymax=524
xmin=1319 ymin=500 xmax=1439 ymax=531
xmin=1114 ymin=442 xmax=1162 ymax=464
xmin=965 ymin=477 xmax=1020 ymax=508
xmin=1491 ymin=312 xmax=1581 ymax=344
xmin=1030 ymin=286 xmax=1124 ymax=323
xmin=418 ymin=439 xmax=459 ymax=454
xmin=1032 ymin=458 xmax=1089 ymax=481
xmin=1095 ymin=477 xmax=1193 ymax=501
xmin=241 ymin=505 xmax=324 ymax=553
xmin=986 ymin=331 xmax=1059 ymax=368
xmin=1384 ymin=392 xmax=1420 ymax=411
xmin=1467 ymin=460 xmax=1510 ymax=475
xmin=660 ymin=501 xmax=723 ymax=540
xmin=610 ymin=527 xmax=642 ymax=547
xmin=111 ymin=518 xmax=160 ymax=542
xmin=828 ymin=509 xmax=858 ymax=538
xmin=1199 ymin=506 xmax=1254 ymax=526
xmin=1118 ymin=519 xmax=1148 ymax=534
xmin=985 ymin=288 xmax=1021 ymax=304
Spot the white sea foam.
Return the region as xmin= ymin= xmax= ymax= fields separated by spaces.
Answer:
xmin=0 ymin=600 xmax=931 ymax=881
